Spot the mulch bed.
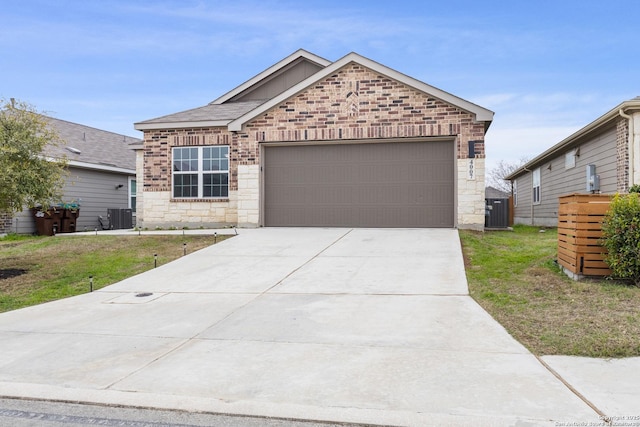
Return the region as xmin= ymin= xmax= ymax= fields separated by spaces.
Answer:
xmin=0 ymin=269 xmax=27 ymax=280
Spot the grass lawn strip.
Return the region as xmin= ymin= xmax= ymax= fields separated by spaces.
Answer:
xmin=460 ymin=225 xmax=640 ymax=358
xmin=0 ymin=234 xmax=228 ymax=313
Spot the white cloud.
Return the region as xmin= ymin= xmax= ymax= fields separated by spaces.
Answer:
xmin=485 ymin=125 xmax=582 ymax=172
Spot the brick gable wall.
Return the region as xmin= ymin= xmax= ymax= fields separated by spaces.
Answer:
xmin=244 ymin=63 xmax=485 ymax=157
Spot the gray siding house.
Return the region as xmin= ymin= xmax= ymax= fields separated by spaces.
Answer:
xmin=2 ymin=116 xmax=140 ymax=234
xmin=506 ymin=97 xmax=640 ymax=226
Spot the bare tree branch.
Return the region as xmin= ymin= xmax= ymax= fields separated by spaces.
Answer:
xmin=486 ymin=157 xmax=529 ymax=194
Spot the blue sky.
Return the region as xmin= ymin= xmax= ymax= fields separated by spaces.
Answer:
xmin=2 ymin=0 xmax=638 ymax=170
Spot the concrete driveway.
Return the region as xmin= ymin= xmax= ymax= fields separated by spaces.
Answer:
xmin=0 ymin=228 xmax=608 ymax=426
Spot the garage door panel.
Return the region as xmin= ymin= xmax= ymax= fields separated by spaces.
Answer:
xmin=264 ymin=141 xmax=454 ymax=227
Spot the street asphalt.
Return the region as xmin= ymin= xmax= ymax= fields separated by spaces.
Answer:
xmin=0 ymin=227 xmax=638 ymax=426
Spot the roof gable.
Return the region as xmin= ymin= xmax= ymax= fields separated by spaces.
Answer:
xmin=212 ymin=49 xmax=331 ymax=104
xmin=134 ymin=50 xmax=494 ymax=132
xmin=229 ymin=52 xmax=493 ymax=131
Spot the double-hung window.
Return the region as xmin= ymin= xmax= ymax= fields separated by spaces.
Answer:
xmin=532 ymin=168 xmax=541 ymax=204
xmin=172 ymin=146 xmax=229 ymax=199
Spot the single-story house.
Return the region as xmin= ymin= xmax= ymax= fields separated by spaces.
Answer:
xmin=133 ymin=50 xmax=494 ymax=229
xmin=1 ymin=116 xmax=140 ymax=234
xmin=485 ymin=186 xmax=510 ymax=199
xmin=505 ymin=97 xmax=640 ymax=226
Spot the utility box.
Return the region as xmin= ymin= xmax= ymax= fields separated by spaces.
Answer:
xmin=586 ymin=165 xmax=600 ymax=193
xmin=485 ymin=198 xmax=510 ymax=228
xmin=107 ymin=208 xmax=133 ymax=230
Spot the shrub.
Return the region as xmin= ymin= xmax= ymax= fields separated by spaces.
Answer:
xmin=629 ymin=184 xmax=640 ymax=193
xmin=601 ymin=193 xmax=640 ymax=286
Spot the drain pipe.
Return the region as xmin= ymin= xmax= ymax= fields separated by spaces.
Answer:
xmin=619 ymin=109 xmax=635 ymax=187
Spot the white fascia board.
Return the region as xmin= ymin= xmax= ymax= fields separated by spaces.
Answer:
xmin=134 ymin=120 xmax=230 ymax=131
xmin=228 ymin=52 xmax=494 ymax=132
xmin=211 ymin=49 xmax=332 ymax=105
xmin=67 ymin=160 xmax=135 ymax=175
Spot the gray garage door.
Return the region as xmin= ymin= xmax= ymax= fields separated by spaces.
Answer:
xmin=263 ymin=140 xmax=454 ymax=227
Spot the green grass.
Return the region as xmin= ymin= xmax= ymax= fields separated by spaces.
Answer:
xmin=0 ymin=234 xmax=229 ymax=313
xmin=460 ymin=225 xmax=640 ymax=358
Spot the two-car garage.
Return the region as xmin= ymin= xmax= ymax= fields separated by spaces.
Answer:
xmin=262 ymin=139 xmax=455 ymax=228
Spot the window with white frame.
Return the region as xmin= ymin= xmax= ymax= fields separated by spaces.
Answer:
xmin=129 ymin=177 xmax=136 ymax=212
xmin=513 ymin=180 xmax=518 ymax=207
xmin=532 ymin=168 xmax=541 ymax=204
xmin=172 ymin=146 xmax=229 ymax=199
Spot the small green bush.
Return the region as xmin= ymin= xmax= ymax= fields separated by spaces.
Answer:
xmin=601 ymin=193 xmax=640 ymax=286
xmin=629 ymin=184 xmax=640 ymax=193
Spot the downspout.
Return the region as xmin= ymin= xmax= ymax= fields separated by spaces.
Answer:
xmin=619 ymin=109 xmax=634 ymax=188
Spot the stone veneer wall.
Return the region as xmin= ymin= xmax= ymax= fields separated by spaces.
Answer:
xmin=140 ymin=62 xmax=487 ymax=229
xmin=135 ymin=149 xmax=145 ymax=227
xmin=457 ymin=158 xmax=486 ymax=230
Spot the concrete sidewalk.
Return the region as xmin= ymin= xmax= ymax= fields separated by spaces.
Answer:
xmin=0 ymin=228 xmax=633 ymax=426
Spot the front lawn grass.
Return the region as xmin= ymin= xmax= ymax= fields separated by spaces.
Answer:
xmin=459 ymin=225 xmax=640 ymax=358
xmin=0 ymin=234 xmax=228 ymax=313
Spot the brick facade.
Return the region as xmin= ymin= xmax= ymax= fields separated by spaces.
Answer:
xmin=0 ymin=212 xmax=13 ymax=234
xmin=616 ymin=117 xmax=630 ymax=192
xmin=139 ymin=62 xmax=487 ymax=229
xmin=243 ymin=64 xmax=485 ymax=158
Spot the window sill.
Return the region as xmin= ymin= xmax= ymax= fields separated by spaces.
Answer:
xmin=171 ymin=198 xmax=230 ymax=203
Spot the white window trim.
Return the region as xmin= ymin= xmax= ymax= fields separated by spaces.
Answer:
xmin=172 ymin=146 xmax=229 ymax=199
xmin=532 ymin=168 xmax=541 ymax=205
xmin=128 ymin=176 xmax=136 ymax=213
xmin=513 ymin=180 xmax=518 ymax=207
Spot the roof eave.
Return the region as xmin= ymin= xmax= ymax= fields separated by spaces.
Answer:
xmin=228 ymin=52 xmax=494 ymax=132
xmin=67 ymin=160 xmax=135 ymax=174
xmin=505 ymin=98 xmax=640 ymax=180
xmin=134 ymin=120 xmax=231 ymax=131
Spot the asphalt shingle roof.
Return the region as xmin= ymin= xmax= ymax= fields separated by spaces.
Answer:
xmin=136 ymin=100 xmax=265 ymax=125
xmin=43 ymin=116 xmax=139 ymax=171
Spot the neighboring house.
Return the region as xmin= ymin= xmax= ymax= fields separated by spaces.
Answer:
xmin=134 ymin=50 xmax=494 ymax=229
xmin=3 ymin=116 xmax=140 ymax=234
xmin=485 ymin=186 xmax=510 ymax=199
xmin=506 ymin=97 xmax=640 ymax=226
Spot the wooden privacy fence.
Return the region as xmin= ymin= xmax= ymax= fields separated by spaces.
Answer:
xmin=557 ymin=194 xmax=612 ymax=277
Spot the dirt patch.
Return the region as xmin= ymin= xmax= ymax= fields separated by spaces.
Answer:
xmin=0 ymin=269 xmax=28 ymax=280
